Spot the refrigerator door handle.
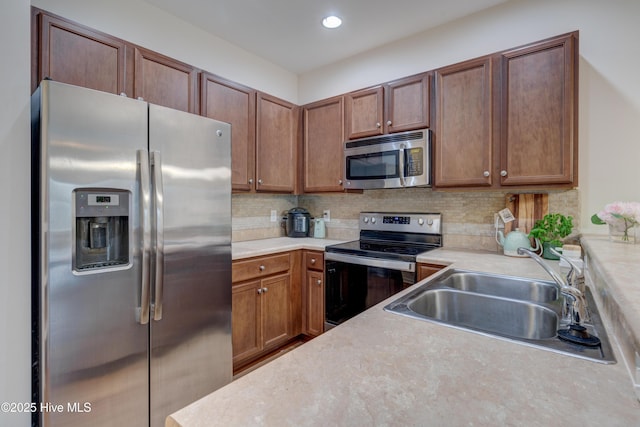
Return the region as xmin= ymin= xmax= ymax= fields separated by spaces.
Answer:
xmin=151 ymin=151 xmax=165 ymax=321
xmin=137 ymin=149 xmax=152 ymax=325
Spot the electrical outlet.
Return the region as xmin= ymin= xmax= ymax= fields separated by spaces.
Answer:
xmin=323 ymin=210 xmax=331 ymax=222
xmin=270 ymin=210 xmax=277 ymax=222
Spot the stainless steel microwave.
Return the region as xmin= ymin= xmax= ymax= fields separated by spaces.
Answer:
xmin=343 ymin=129 xmax=431 ymax=189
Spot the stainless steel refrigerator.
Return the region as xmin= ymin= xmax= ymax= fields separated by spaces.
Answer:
xmin=31 ymin=80 xmax=233 ymax=427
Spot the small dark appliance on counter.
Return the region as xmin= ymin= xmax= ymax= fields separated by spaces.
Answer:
xmin=284 ymin=207 xmax=311 ymax=237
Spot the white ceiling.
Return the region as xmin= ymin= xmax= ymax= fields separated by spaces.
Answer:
xmin=144 ymin=0 xmax=509 ymax=74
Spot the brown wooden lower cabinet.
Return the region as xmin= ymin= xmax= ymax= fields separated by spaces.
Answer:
xmin=417 ymin=262 xmax=447 ymax=281
xmin=231 ymin=251 xmax=301 ymax=370
xmin=303 ymin=251 xmax=325 ymax=337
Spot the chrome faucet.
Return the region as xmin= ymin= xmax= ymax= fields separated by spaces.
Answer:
xmin=549 ymin=247 xmax=585 ymax=294
xmin=517 ymin=247 xmax=589 ymax=324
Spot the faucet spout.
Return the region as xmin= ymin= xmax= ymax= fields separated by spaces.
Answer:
xmin=516 ymin=247 xmax=568 ymax=288
xmin=549 ymin=247 xmax=585 ymax=294
xmin=516 ymin=247 xmax=589 ymax=324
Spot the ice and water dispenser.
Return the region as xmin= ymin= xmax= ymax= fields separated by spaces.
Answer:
xmin=74 ymin=189 xmax=130 ymax=271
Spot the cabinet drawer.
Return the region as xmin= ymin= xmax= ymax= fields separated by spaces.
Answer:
xmin=305 ymin=252 xmax=324 ymax=271
xmin=233 ymin=253 xmax=290 ymax=282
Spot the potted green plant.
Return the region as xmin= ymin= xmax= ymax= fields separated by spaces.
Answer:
xmin=528 ymin=213 xmax=574 ymax=260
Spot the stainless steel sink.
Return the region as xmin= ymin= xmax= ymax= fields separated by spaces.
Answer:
xmin=408 ymin=288 xmax=558 ymax=340
xmin=384 ymin=269 xmax=616 ymax=364
xmin=434 ymin=270 xmax=558 ymax=303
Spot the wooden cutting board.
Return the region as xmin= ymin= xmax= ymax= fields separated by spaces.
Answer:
xmin=504 ymin=193 xmax=549 ymax=234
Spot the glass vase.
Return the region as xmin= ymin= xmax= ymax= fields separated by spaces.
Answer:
xmin=608 ymin=222 xmax=637 ymax=244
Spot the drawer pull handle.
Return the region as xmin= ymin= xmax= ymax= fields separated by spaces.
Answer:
xmin=259 ymin=265 xmax=265 ymax=271
xmin=311 ymin=258 xmax=316 ymax=264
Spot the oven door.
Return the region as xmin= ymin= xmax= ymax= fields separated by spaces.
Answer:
xmin=324 ymin=252 xmax=416 ymax=328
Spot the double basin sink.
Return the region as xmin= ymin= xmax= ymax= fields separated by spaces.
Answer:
xmin=384 ymin=269 xmax=615 ymax=363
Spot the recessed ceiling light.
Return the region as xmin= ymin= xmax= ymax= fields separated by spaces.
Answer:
xmin=322 ymin=15 xmax=342 ymax=29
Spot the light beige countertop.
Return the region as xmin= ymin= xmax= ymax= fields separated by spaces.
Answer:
xmin=232 ymin=237 xmax=347 ymax=260
xmin=168 ymin=237 xmax=640 ymax=427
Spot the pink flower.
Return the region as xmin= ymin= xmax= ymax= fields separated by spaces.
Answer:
xmin=597 ymin=201 xmax=640 ymax=227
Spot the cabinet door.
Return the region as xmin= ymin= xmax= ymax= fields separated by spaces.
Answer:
xmin=385 ymin=73 xmax=430 ymax=133
xmin=201 ymin=73 xmax=256 ymax=192
xmin=256 ymin=93 xmax=298 ymax=192
xmin=261 ymin=273 xmax=292 ymax=350
xmin=417 ymin=263 xmax=446 ymax=282
xmin=134 ymin=47 xmax=198 ymax=113
xmin=303 ymin=96 xmax=345 ymax=192
xmin=345 ymin=86 xmax=384 ymax=139
xmin=35 ymin=12 xmax=128 ymax=95
xmin=232 ymin=280 xmax=262 ymax=365
xmin=434 ymin=57 xmax=493 ymax=188
xmin=305 ymin=270 xmax=325 ymax=337
xmin=499 ymin=34 xmax=577 ymax=186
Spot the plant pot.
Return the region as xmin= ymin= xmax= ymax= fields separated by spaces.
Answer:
xmin=541 ymin=241 xmax=562 ymax=260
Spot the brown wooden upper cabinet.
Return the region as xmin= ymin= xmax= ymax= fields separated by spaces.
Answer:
xmin=32 ymin=9 xmax=130 ymax=95
xmin=255 ymin=93 xmax=299 ymax=193
xmin=133 ymin=48 xmax=198 ymax=114
xmin=345 ymin=73 xmax=430 ymax=139
xmin=434 ymin=32 xmax=578 ymax=189
xmin=434 ymin=57 xmax=494 ymax=188
xmin=201 ymin=77 xmax=298 ymax=194
xmin=303 ymin=96 xmax=345 ymax=192
xmin=33 ymin=8 xmax=198 ymax=115
xmin=200 ymin=73 xmax=256 ymax=192
xmin=499 ymin=33 xmax=578 ymax=186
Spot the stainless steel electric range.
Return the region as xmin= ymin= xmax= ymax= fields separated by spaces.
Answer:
xmin=324 ymin=212 xmax=442 ymax=328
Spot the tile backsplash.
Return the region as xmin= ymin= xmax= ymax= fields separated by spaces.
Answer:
xmin=232 ymin=188 xmax=580 ymax=252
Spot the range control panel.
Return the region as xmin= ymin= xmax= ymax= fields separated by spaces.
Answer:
xmin=360 ymin=212 xmax=442 ymax=235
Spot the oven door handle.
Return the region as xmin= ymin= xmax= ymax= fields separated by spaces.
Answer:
xmin=325 ymin=252 xmax=415 ymax=273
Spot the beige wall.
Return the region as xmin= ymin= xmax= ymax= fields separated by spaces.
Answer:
xmin=299 ymin=0 xmax=640 ymax=236
xmin=1 ymin=1 xmax=30 ymax=425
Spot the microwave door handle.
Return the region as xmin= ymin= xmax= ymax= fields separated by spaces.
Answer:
xmin=137 ymin=149 xmax=151 ymax=325
xmin=398 ymin=146 xmax=406 ymax=187
xmin=151 ymin=151 xmax=165 ymax=321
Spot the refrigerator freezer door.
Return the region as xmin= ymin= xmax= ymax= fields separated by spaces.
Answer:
xmin=35 ymin=81 xmax=149 ymax=426
xmin=148 ymin=104 xmax=232 ymax=427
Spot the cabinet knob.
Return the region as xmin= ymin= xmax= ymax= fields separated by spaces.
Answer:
xmin=249 ymin=178 xmax=254 ymax=184
xmin=500 ymin=170 xmax=508 ymax=177
xmin=338 ymin=179 xmax=343 ymax=185
xmin=257 ymin=288 xmax=263 ymax=294
xmin=262 ymin=287 xmax=268 ymax=293
xmin=258 ymin=179 xmax=263 ymax=185
xmin=316 ymin=279 xmax=322 ymax=285
xmin=259 ymin=265 xmax=265 ymax=271
xmin=387 ymin=120 xmax=392 ymax=126
xmin=311 ymin=258 xmax=317 ymax=264
xmin=376 ymin=122 xmax=381 ymax=128
xmin=483 ymin=171 xmax=490 ymax=177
